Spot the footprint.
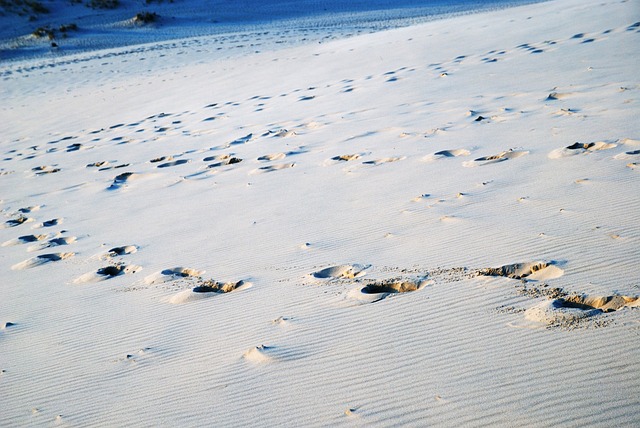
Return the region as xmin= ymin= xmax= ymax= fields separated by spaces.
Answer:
xmin=207 ymin=157 xmax=242 ymax=169
xmin=18 ymin=206 xmax=41 ymax=214
xmin=524 ymin=294 xmax=639 ymax=327
xmin=312 ymin=265 xmax=367 ymax=279
xmin=75 ymin=263 xmax=142 ymax=283
xmin=478 ymin=261 xmax=564 ymax=280
xmin=192 ymin=279 xmax=247 ymax=293
xmin=545 ymin=91 xmax=572 ymax=101
xmin=168 ymin=279 xmax=251 ymax=303
xmin=257 ymin=153 xmax=287 ymax=162
xmin=11 ymin=253 xmax=74 ymax=270
xmin=553 ymin=108 xmax=580 ymax=116
xmin=349 ymin=277 xmax=430 ymax=303
xmin=2 ymin=321 xmax=16 ymax=330
xmin=32 ymin=218 xmax=63 ymax=229
xmin=3 ymin=216 xmax=34 ymax=228
xmin=613 ymin=149 xmax=640 ymax=160
xmin=250 ymin=163 xmax=295 ymax=174
xmin=548 ymin=141 xmax=617 ymax=158
xmin=66 ymin=143 xmax=84 ymax=152
xmin=433 ymin=149 xmax=471 ymax=158
xmin=150 ymin=156 xmax=173 ymax=163
xmin=101 ymin=163 xmax=130 ymax=171
xmin=32 ymin=166 xmax=61 ymax=175
xmin=331 ymin=154 xmax=360 ymax=162
xmin=108 ymin=172 xmax=138 ymax=190
xmin=2 ymin=234 xmax=47 ymax=247
xmin=204 ymin=154 xmax=235 ymax=162
xmin=422 ymin=149 xmax=470 ymax=162
xmin=27 ymin=236 xmax=76 ymax=252
xmin=228 ymin=133 xmax=254 ymax=146
xmin=524 ymin=299 xmax=598 ymax=326
xmin=87 ymin=161 xmax=109 ymax=168
xmin=560 ymin=294 xmax=639 ymax=312
xmin=464 ymin=149 xmax=528 ymax=166
xmin=106 ymin=245 xmax=138 ymax=257
xmin=362 ymin=156 xmax=405 ymax=166
xmin=162 ymin=267 xmax=203 ymax=277
xmin=144 ymin=267 xmax=205 ymax=285
xmin=157 ymin=159 xmax=190 ymax=168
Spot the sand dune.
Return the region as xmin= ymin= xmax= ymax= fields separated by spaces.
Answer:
xmin=1 ymin=0 xmax=639 ymax=426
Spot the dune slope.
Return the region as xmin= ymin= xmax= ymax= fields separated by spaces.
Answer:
xmin=1 ymin=0 xmax=639 ymax=426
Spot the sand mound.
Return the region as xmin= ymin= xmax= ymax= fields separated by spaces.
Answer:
xmin=243 ymin=345 xmax=275 ymax=363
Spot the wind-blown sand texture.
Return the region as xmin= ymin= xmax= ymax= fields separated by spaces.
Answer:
xmin=1 ymin=0 xmax=639 ymax=426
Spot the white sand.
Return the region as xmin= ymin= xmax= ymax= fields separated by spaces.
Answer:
xmin=1 ymin=0 xmax=639 ymax=426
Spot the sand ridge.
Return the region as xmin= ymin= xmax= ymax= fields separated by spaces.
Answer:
xmin=1 ymin=0 xmax=639 ymax=426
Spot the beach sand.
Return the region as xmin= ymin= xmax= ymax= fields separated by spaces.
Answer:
xmin=1 ymin=0 xmax=639 ymax=425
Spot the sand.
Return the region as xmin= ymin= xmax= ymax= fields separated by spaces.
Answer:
xmin=1 ymin=0 xmax=639 ymax=426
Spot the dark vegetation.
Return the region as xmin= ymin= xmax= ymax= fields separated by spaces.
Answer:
xmin=133 ymin=11 xmax=158 ymax=24
xmin=0 ymin=0 xmax=49 ymax=16
xmin=32 ymin=23 xmax=78 ymax=39
xmin=87 ymin=0 xmax=119 ymax=9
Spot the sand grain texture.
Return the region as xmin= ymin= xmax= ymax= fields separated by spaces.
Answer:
xmin=1 ymin=0 xmax=639 ymax=426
